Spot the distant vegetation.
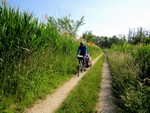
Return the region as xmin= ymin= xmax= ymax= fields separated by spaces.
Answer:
xmin=78 ymin=15 xmax=150 ymax=113
xmin=82 ymin=25 xmax=150 ymax=112
xmin=82 ymin=27 xmax=150 ymax=48
xmin=99 ymin=28 xmax=150 ymax=112
xmin=0 ymin=2 xmax=102 ymax=112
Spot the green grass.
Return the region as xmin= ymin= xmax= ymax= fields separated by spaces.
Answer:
xmin=55 ymin=54 xmax=104 ymax=113
xmin=107 ymin=47 xmax=150 ymax=113
xmin=0 ymin=44 xmax=102 ymax=113
xmin=0 ymin=3 xmax=103 ymax=112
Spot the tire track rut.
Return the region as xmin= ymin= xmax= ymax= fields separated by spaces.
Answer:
xmin=95 ymin=54 xmax=120 ymax=113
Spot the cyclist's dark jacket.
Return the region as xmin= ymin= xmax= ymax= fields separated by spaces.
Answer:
xmin=77 ymin=45 xmax=87 ymax=56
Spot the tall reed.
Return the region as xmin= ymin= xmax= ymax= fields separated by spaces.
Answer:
xmin=107 ymin=45 xmax=150 ymax=113
xmin=0 ymin=3 xmax=102 ymax=112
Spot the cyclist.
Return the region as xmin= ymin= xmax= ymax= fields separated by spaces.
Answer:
xmin=76 ymin=42 xmax=87 ymax=70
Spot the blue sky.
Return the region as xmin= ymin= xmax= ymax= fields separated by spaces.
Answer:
xmin=2 ymin=0 xmax=150 ymax=37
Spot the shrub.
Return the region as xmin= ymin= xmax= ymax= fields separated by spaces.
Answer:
xmin=107 ymin=46 xmax=150 ymax=113
xmin=133 ymin=45 xmax=150 ymax=78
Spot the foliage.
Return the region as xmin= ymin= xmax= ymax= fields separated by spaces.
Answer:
xmin=133 ymin=45 xmax=150 ymax=78
xmin=81 ymin=31 xmax=126 ymax=48
xmin=95 ymin=35 xmax=126 ymax=48
xmin=56 ymin=54 xmax=104 ymax=113
xmin=111 ymin=44 xmax=150 ymax=79
xmin=0 ymin=3 xmax=102 ymax=112
xmin=128 ymin=27 xmax=150 ymax=45
xmin=82 ymin=30 xmax=96 ymax=42
xmin=107 ymin=45 xmax=150 ymax=113
xmin=110 ymin=44 xmax=135 ymax=53
xmin=56 ymin=15 xmax=85 ymax=38
xmin=94 ymin=27 xmax=150 ymax=49
xmin=95 ymin=36 xmax=110 ymax=48
xmin=0 ymin=4 xmax=37 ymax=64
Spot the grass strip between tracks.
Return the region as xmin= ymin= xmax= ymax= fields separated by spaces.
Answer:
xmin=55 ymin=54 xmax=104 ymax=113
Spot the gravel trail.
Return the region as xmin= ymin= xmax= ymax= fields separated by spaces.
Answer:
xmin=95 ymin=54 xmax=120 ymax=113
xmin=24 ymin=54 xmax=103 ymax=113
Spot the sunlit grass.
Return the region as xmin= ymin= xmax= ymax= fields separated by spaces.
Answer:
xmin=107 ymin=48 xmax=150 ymax=113
xmin=55 ymin=54 xmax=104 ymax=113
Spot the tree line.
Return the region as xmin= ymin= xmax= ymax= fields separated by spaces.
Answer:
xmin=81 ymin=27 xmax=150 ymax=48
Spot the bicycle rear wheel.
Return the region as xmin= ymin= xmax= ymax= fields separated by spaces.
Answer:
xmin=78 ymin=61 xmax=83 ymax=76
xmin=78 ymin=64 xmax=80 ymax=76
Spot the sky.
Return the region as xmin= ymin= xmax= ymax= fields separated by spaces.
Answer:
xmin=1 ymin=0 xmax=150 ymax=37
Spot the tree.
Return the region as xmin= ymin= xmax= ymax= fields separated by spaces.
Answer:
xmin=95 ymin=36 xmax=110 ymax=48
xmin=127 ymin=27 xmax=150 ymax=45
xmin=95 ymin=35 xmax=126 ymax=48
xmin=56 ymin=15 xmax=84 ymax=38
xmin=82 ymin=31 xmax=96 ymax=42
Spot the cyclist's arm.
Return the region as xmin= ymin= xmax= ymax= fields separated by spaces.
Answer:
xmin=77 ymin=46 xmax=80 ymax=55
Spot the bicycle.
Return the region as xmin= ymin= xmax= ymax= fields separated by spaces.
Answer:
xmin=76 ymin=55 xmax=85 ymax=76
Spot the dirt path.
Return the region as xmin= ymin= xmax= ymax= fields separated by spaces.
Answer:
xmin=95 ymin=54 xmax=120 ymax=113
xmin=24 ymin=54 xmax=103 ymax=113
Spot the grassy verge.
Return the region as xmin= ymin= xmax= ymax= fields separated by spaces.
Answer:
xmin=55 ymin=54 xmax=104 ymax=113
xmin=107 ymin=50 xmax=150 ymax=113
xmin=0 ymin=48 xmax=102 ymax=113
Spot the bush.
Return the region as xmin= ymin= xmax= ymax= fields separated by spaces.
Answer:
xmin=107 ymin=46 xmax=150 ymax=113
xmin=133 ymin=45 xmax=150 ymax=78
